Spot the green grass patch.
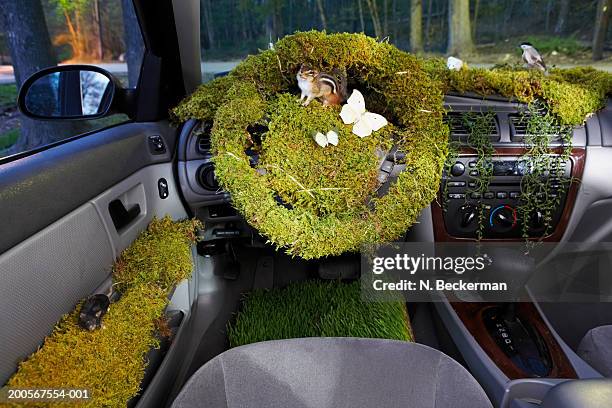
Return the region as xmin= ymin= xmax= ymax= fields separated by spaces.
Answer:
xmin=0 ymin=83 xmax=17 ymax=109
xmin=228 ymin=280 xmax=412 ymax=348
xmin=7 ymin=217 xmax=202 ymax=408
xmin=522 ymin=35 xmax=587 ymax=57
xmin=0 ymin=128 xmax=19 ymax=150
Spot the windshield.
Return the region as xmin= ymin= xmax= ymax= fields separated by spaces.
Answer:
xmin=200 ymin=0 xmax=610 ymax=81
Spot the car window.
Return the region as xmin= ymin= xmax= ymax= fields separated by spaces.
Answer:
xmin=0 ymin=0 xmax=144 ymax=160
xmin=200 ymin=0 xmax=608 ymax=82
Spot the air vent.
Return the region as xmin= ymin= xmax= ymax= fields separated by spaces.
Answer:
xmin=444 ymin=112 xmax=499 ymax=141
xmin=194 ymin=121 xmax=213 ymax=154
xmin=196 ymin=163 xmax=219 ymax=191
xmin=197 ymin=134 xmax=211 ymax=154
xmin=509 ymin=110 xmax=563 ymax=142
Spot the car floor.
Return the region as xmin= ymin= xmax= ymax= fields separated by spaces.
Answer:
xmin=168 ymin=242 xmax=466 ymax=403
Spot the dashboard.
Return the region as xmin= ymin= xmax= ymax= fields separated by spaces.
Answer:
xmin=176 ymin=95 xmax=612 ymax=244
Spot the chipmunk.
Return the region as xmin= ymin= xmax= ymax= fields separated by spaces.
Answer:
xmin=296 ymin=64 xmax=347 ymax=107
xmin=78 ymin=285 xmax=120 ymax=331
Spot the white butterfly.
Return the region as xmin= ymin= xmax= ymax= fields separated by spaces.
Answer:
xmin=314 ymin=130 xmax=339 ymax=147
xmin=340 ymin=90 xmax=388 ymax=138
xmin=447 ymin=56 xmax=464 ymax=71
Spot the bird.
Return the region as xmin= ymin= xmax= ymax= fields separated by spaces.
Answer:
xmin=520 ymin=42 xmax=547 ymax=74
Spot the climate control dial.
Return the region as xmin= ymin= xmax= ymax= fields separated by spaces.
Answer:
xmin=489 ymin=205 xmax=517 ymax=233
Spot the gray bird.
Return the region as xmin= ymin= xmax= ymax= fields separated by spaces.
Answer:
xmin=520 ymin=42 xmax=547 ymax=73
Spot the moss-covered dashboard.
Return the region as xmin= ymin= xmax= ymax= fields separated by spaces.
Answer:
xmin=173 ymin=32 xmax=611 ymax=256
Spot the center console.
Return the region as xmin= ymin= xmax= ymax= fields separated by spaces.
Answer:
xmin=440 ymin=151 xmax=578 ymax=240
xmin=431 ymin=96 xmax=593 ymax=406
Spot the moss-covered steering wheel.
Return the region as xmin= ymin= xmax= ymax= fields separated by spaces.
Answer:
xmin=175 ymin=32 xmax=449 ymax=259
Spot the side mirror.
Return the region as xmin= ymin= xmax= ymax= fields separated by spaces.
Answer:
xmin=18 ymin=65 xmax=122 ymax=120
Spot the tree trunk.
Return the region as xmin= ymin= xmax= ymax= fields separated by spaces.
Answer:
xmin=554 ymin=0 xmax=571 ymax=35
xmin=365 ymin=0 xmax=383 ymax=38
xmin=472 ymin=0 xmax=479 ymax=40
xmin=62 ymin=9 xmax=81 ymax=60
xmin=200 ymin=0 xmax=215 ymax=49
xmin=544 ymin=0 xmax=553 ymax=32
xmin=447 ymin=0 xmax=473 ymax=56
xmin=92 ymin=0 xmax=103 ymax=60
xmin=425 ymin=0 xmax=433 ymax=47
xmin=593 ymin=0 xmax=611 ymax=60
xmin=357 ymin=0 xmax=366 ymax=32
xmin=316 ymin=0 xmax=327 ymax=30
xmin=383 ymin=0 xmax=389 ymax=37
xmin=0 ymin=0 xmax=79 ymax=154
xmin=410 ymin=0 xmax=423 ymax=53
xmin=392 ymin=0 xmax=398 ymax=40
xmin=121 ymin=0 xmax=144 ymax=88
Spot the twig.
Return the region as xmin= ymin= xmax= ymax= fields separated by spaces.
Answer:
xmin=264 ymin=164 xmax=315 ymax=198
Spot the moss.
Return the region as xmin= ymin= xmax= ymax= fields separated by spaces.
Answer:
xmin=6 ymin=285 xmax=167 ymax=408
xmin=172 ymin=31 xmax=610 ymax=258
xmin=228 ymin=280 xmax=412 ymax=348
xmin=113 ymin=217 xmax=202 ymax=292
xmin=6 ymin=217 xmax=202 ymax=408
xmin=429 ymin=65 xmax=612 ymax=126
xmin=175 ymin=31 xmax=448 ymax=259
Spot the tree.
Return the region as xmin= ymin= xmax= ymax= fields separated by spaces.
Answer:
xmin=554 ymin=0 xmax=571 ymax=34
xmin=365 ymin=0 xmax=383 ymax=38
xmin=53 ymin=0 xmax=96 ymax=61
xmin=121 ymin=0 xmax=144 ymax=87
xmin=0 ymin=0 xmax=77 ymax=153
xmin=447 ymin=0 xmax=473 ymax=56
xmin=593 ymin=0 xmax=611 ymax=61
xmin=410 ymin=0 xmax=423 ymax=52
xmin=316 ymin=0 xmax=327 ymax=30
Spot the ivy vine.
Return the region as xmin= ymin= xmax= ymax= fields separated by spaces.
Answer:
xmin=463 ymin=112 xmax=496 ymax=240
xmin=517 ymin=104 xmax=573 ymax=245
xmin=443 ymin=107 xmax=573 ymax=244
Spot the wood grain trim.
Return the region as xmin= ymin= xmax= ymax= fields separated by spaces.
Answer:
xmin=432 ymin=147 xmax=586 ymax=242
xmin=450 ymin=300 xmax=578 ymax=379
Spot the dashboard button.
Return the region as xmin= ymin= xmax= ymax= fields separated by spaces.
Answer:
xmin=471 ymin=192 xmax=482 ymax=199
xmin=484 ymin=192 xmax=495 ymax=199
xmin=469 ymin=170 xmax=479 ymax=176
xmin=448 ymin=193 xmax=466 ymax=199
xmin=468 ymin=161 xmax=477 ymax=168
xmin=497 ymin=191 xmax=508 ymax=199
xmin=509 ymin=191 xmax=520 ymax=199
xmin=447 ymin=181 xmax=466 ymax=187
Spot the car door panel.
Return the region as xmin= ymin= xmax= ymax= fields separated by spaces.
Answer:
xmin=0 ymin=121 xmax=178 ymax=255
xmin=0 ymin=121 xmax=188 ymax=384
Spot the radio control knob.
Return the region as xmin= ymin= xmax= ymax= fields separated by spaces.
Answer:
xmin=458 ymin=204 xmax=478 ymax=232
xmin=530 ymin=210 xmax=545 ymax=230
xmin=490 ymin=205 xmax=517 ymax=233
xmin=450 ymin=162 xmax=465 ymax=177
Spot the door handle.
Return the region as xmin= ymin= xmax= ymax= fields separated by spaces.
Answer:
xmin=108 ymin=199 xmax=141 ymax=232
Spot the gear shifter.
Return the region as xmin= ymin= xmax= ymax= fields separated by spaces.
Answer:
xmin=479 ymin=248 xmax=552 ymax=377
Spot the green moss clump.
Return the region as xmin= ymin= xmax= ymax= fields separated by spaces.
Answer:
xmin=172 ymin=31 xmax=610 ymax=258
xmin=174 ymin=31 xmax=448 ymax=259
xmin=228 ymin=280 xmax=412 ymax=348
xmin=6 ymin=216 xmax=202 ymax=408
xmin=6 ymin=284 xmax=167 ymax=408
xmin=429 ymin=64 xmax=612 ymax=126
xmin=113 ymin=217 xmax=202 ymax=292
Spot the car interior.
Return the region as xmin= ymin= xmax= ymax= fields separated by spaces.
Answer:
xmin=1 ymin=1 xmax=612 ymax=407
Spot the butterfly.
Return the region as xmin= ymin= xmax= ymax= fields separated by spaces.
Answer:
xmin=447 ymin=56 xmax=464 ymax=71
xmin=314 ymin=130 xmax=339 ymax=147
xmin=339 ymin=89 xmax=388 ymax=138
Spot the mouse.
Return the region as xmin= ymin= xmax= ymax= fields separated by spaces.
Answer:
xmin=78 ymin=293 xmax=111 ymax=331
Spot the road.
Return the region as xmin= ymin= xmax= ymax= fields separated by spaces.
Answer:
xmin=0 ymin=61 xmax=243 ymax=84
xmin=2 ymin=60 xmax=611 ymax=85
